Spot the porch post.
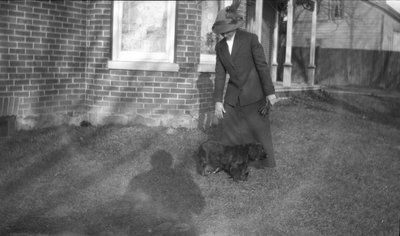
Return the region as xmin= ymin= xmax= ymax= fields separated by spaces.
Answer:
xmin=271 ymin=11 xmax=279 ymax=83
xmin=255 ymin=0 xmax=263 ymax=38
xmin=308 ymin=0 xmax=317 ymax=85
xmin=283 ymin=0 xmax=294 ymax=87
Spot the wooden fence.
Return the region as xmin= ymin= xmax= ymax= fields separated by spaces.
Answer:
xmin=292 ymin=47 xmax=400 ymax=90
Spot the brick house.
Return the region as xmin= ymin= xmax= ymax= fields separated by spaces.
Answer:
xmin=0 ymin=0 xmax=400 ymax=132
xmin=1 ymin=0 xmax=213 ymax=130
xmin=1 ymin=0 xmax=295 ymax=130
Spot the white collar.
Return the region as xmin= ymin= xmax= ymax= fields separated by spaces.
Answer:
xmin=226 ymin=31 xmax=236 ymax=43
xmin=226 ymin=31 xmax=236 ymax=54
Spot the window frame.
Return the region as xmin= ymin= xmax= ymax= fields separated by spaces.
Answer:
xmin=108 ymin=1 xmax=178 ymax=71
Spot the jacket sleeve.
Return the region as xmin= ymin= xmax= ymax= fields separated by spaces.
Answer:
xmin=251 ymin=34 xmax=275 ymax=96
xmin=214 ymin=43 xmax=227 ymax=103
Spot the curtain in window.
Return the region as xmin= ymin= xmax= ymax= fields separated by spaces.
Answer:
xmin=121 ymin=1 xmax=167 ymax=53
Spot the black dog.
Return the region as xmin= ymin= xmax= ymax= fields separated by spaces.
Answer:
xmin=197 ymin=140 xmax=249 ymax=181
xmin=197 ymin=140 xmax=268 ymax=181
xmin=246 ymin=143 xmax=268 ymax=169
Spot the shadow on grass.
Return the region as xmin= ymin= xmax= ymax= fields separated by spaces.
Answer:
xmin=1 ymin=150 xmax=205 ymax=236
xmin=0 ymin=125 xmax=156 ymax=199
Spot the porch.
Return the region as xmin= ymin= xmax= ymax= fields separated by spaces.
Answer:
xmin=248 ymin=0 xmax=318 ymax=87
xmin=274 ymin=82 xmax=321 ymax=97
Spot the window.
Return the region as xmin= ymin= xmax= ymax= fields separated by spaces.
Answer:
xmin=329 ymin=0 xmax=344 ymax=20
xmin=198 ymin=0 xmax=232 ymax=71
xmin=109 ymin=1 xmax=178 ymax=71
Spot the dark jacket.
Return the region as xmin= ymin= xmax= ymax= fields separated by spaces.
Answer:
xmin=214 ymin=29 xmax=275 ymax=106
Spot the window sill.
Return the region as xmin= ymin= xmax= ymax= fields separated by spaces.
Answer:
xmin=107 ymin=60 xmax=179 ymax=72
xmin=197 ymin=63 xmax=215 ymax=73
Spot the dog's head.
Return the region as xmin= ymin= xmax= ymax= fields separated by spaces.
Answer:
xmin=225 ymin=145 xmax=249 ymax=182
xmin=229 ymin=161 xmax=249 ymax=181
xmin=197 ymin=140 xmax=224 ymax=176
xmin=246 ymin=143 xmax=269 ymax=169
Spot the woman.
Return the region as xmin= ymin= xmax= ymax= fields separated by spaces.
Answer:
xmin=212 ymin=0 xmax=278 ymax=168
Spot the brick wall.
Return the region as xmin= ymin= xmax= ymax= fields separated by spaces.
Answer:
xmin=0 ymin=0 xmax=249 ymax=129
xmin=0 ymin=0 xmax=88 ymax=129
xmin=85 ymin=1 xmax=207 ymax=127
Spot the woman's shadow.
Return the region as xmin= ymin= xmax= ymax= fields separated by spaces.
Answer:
xmin=121 ymin=150 xmax=206 ymax=236
xmin=0 ymin=150 xmax=205 ymax=236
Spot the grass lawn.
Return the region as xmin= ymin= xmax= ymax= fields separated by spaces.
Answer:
xmin=0 ymin=92 xmax=399 ymax=236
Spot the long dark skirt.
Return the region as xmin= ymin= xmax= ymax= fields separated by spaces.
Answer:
xmin=221 ymin=99 xmax=276 ymax=167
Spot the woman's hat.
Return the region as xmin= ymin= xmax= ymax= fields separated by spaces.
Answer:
xmin=212 ymin=0 xmax=244 ymax=34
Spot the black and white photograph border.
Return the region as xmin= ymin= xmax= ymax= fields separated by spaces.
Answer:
xmin=0 ymin=0 xmax=399 ymax=235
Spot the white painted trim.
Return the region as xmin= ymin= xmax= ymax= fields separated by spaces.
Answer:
xmin=271 ymin=12 xmax=279 ymax=83
xmin=112 ymin=1 xmax=122 ymax=61
xmin=223 ymin=0 xmax=232 ymax=7
xmin=200 ymin=54 xmax=216 ymax=64
xmin=308 ymin=0 xmax=317 ymax=86
xmin=255 ymin=0 xmax=263 ymax=39
xmin=272 ymin=13 xmax=279 ymax=65
xmin=309 ymin=0 xmax=317 ymax=67
xmin=108 ymin=60 xmax=179 ymax=72
xmin=283 ymin=0 xmax=294 ymax=87
xmin=197 ymin=63 xmax=215 ymax=72
xmin=112 ymin=1 xmax=176 ymax=63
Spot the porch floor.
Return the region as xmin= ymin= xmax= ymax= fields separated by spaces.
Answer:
xmin=274 ymin=82 xmax=400 ymax=99
xmin=274 ymin=82 xmax=321 ymax=97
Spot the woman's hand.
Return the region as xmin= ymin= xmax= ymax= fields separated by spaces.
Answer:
xmin=267 ymin=94 xmax=277 ymax=106
xmin=215 ymin=102 xmax=226 ymax=120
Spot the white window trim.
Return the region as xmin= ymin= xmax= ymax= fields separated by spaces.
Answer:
xmin=108 ymin=61 xmax=179 ymax=71
xmin=109 ymin=1 xmax=178 ymax=71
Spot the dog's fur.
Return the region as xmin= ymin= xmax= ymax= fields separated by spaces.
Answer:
xmin=246 ymin=142 xmax=268 ymax=169
xmin=197 ymin=140 xmax=267 ymax=181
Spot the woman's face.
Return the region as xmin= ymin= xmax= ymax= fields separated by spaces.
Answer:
xmin=221 ymin=30 xmax=236 ymax=40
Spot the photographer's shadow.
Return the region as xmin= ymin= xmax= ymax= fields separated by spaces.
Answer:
xmin=124 ymin=150 xmax=205 ymax=236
